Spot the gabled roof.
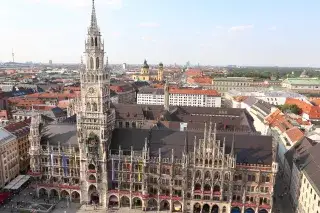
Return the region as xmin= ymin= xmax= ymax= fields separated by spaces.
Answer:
xmin=252 ymin=100 xmax=273 ymax=116
xmin=285 ymin=137 xmax=315 ymax=171
xmin=297 ymin=142 xmax=320 ymax=193
xmin=285 ymin=127 xmax=305 ymax=144
xmin=0 ymin=128 xmax=16 ymax=144
xmin=110 ymin=128 xmax=273 ymax=164
xmin=4 ymin=119 xmax=30 ymax=137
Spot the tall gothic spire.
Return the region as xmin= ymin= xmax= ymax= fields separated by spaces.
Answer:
xmin=90 ymin=0 xmax=98 ymax=28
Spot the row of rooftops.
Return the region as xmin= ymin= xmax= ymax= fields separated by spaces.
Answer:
xmin=4 ymin=119 xmax=30 ymax=138
xmin=282 ymin=78 xmax=320 ymax=85
xmin=228 ymin=89 xmax=307 ymax=98
xmin=265 ymin=108 xmax=305 ymax=144
xmin=138 ymin=87 xmax=220 ymax=96
xmin=229 ymin=90 xmax=320 ymax=120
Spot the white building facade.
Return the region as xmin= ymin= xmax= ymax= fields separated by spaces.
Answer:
xmin=298 ymin=172 xmax=320 ymax=213
xmin=225 ymin=90 xmax=308 ymax=107
xmin=137 ymin=87 xmax=221 ymax=107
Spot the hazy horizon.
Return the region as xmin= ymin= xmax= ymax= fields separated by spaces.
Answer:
xmin=1 ymin=0 xmax=320 ymax=67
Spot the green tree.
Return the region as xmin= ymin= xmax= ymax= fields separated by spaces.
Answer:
xmin=278 ymin=104 xmax=301 ymax=114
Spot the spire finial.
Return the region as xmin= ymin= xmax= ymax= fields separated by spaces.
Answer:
xmin=231 ymin=133 xmax=235 ymax=155
xmin=90 ymin=0 xmax=98 ymax=28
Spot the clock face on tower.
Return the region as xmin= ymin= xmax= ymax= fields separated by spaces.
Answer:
xmin=87 ymin=87 xmax=96 ymax=95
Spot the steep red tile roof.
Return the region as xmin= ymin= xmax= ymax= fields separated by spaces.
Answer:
xmin=285 ymin=98 xmax=320 ymax=119
xmin=57 ymin=100 xmax=70 ymax=109
xmin=187 ymin=76 xmax=212 ymax=85
xmin=169 ymin=88 xmax=220 ymax=96
xmin=152 ymin=84 xmax=164 ymax=89
xmin=311 ymin=98 xmax=320 ymax=106
xmin=233 ymin=96 xmax=248 ymax=102
xmin=9 ymin=98 xmax=45 ymax=107
xmin=185 ymin=69 xmax=203 ymax=77
xmin=32 ymin=105 xmax=56 ymax=111
xmin=285 ymin=127 xmax=304 ymax=144
xmin=25 ymin=92 xmax=79 ymax=100
xmin=64 ymin=86 xmax=81 ymax=91
xmin=4 ymin=119 xmax=30 ymax=137
xmin=265 ymin=109 xmax=293 ymax=132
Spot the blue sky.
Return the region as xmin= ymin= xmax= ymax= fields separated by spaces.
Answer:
xmin=1 ymin=0 xmax=320 ymax=66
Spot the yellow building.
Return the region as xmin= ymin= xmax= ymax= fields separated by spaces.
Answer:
xmin=0 ymin=128 xmax=19 ymax=188
xmin=132 ymin=60 xmax=163 ymax=82
xmin=4 ymin=120 xmax=31 ymax=173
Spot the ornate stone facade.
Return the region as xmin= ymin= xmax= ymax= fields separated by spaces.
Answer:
xmin=27 ymin=1 xmax=278 ymax=212
xmin=107 ymin=123 xmax=278 ymax=213
xmin=76 ymin=0 xmax=115 ymax=207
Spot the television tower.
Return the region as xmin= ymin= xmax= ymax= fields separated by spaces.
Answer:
xmin=12 ymin=48 xmax=15 ymax=63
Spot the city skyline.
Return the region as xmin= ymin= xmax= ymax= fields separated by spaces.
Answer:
xmin=1 ymin=0 xmax=320 ymax=67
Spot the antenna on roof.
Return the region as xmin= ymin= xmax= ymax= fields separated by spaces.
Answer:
xmin=12 ymin=48 xmax=15 ymax=63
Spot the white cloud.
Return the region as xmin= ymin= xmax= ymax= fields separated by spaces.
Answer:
xmin=139 ymin=22 xmax=160 ymax=28
xmin=268 ymin=26 xmax=277 ymax=31
xmin=228 ymin=25 xmax=254 ymax=32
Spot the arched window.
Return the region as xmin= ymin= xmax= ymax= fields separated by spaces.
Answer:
xmin=266 ymin=175 xmax=270 ymax=182
xmin=214 ymin=172 xmax=220 ymax=180
xmin=96 ymin=57 xmax=99 ymax=69
xmin=90 ymin=57 xmax=94 ymax=69
xmin=92 ymin=103 xmax=97 ymax=111
xmin=86 ymin=103 xmax=91 ymax=111
xmin=213 ymin=185 xmax=220 ymax=192
xmin=195 ymin=170 xmax=201 ymax=179
xmin=224 ymin=173 xmax=230 ymax=181
xmin=91 ymin=37 xmax=94 ymax=46
xmin=222 ymin=206 xmax=227 ymax=213
xmin=205 ymin=159 xmax=208 ymax=167
xmin=95 ymin=37 xmax=98 ymax=46
xmin=204 ymin=171 xmax=211 ymax=180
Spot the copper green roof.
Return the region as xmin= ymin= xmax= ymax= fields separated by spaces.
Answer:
xmin=282 ymin=78 xmax=320 ymax=85
xmin=142 ymin=59 xmax=149 ymax=69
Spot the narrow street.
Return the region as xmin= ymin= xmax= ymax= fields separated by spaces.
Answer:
xmin=273 ymin=173 xmax=295 ymax=213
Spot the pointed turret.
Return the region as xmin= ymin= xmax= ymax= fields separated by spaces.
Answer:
xmin=90 ymin=0 xmax=98 ymax=29
xmin=184 ymin=129 xmax=188 ymax=154
xmin=231 ymin=133 xmax=235 ymax=156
